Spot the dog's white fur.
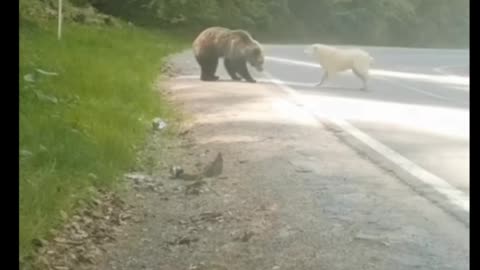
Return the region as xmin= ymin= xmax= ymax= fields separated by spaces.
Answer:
xmin=304 ymin=44 xmax=374 ymax=90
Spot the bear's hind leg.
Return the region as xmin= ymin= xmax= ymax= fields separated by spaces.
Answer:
xmin=197 ymin=55 xmax=220 ymax=81
xmin=224 ymin=59 xmax=241 ymax=81
xmin=205 ymin=57 xmax=220 ymax=81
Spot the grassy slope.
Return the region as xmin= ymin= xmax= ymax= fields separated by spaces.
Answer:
xmin=20 ymin=19 xmax=187 ymax=260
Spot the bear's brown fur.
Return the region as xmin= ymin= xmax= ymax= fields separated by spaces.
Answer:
xmin=192 ymin=26 xmax=264 ymax=83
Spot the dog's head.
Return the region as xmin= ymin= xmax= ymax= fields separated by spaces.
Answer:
xmin=304 ymin=45 xmax=316 ymax=55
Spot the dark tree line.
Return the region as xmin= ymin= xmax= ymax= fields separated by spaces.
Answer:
xmin=86 ymin=0 xmax=469 ymax=47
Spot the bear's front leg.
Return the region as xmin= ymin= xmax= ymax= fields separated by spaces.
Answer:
xmin=224 ymin=58 xmax=242 ymax=81
xmin=236 ymin=60 xmax=256 ymax=83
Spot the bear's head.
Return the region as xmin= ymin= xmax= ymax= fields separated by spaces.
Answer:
xmin=246 ymin=46 xmax=264 ymax=72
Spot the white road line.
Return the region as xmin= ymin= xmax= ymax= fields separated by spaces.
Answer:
xmin=267 ymin=56 xmax=320 ymax=68
xmin=264 ymin=71 xmax=469 ymax=213
xmin=266 ymin=56 xmax=468 ymax=103
xmin=265 ymin=45 xmax=469 ymax=54
xmin=267 ymin=56 xmax=471 ymax=108
xmin=266 ymin=56 xmax=469 ymax=86
xmin=434 ymin=65 xmax=469 ymax=76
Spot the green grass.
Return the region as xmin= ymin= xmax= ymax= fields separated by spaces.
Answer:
xmin=19 ymin=19 xmax=188 ymax=261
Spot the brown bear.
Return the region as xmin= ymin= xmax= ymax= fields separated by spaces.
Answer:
xmin=192 ymin=26 xmax=264 ymax=83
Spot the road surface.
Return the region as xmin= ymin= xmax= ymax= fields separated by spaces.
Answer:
xmin=263 ymin=45 xmax=469 ymax=217
xmin=102 ymin=45 xmax=469 ymax=270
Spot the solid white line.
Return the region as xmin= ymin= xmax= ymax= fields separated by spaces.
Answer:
xmin=266 ymin=56 xmax=468 ymax=103
xmin=267 ymin=56 xmax=321 ymax=68
xmin=264 ymin=71 xmax=469 ymax=213
xmin=265 ymin=44 xmax=469 ymax=54
xmin=266 ymin=56 xmax=469 ymax=86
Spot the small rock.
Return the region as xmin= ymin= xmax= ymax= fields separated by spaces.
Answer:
xmin=152 ymin=117 xmax=167 ymax=131
xmin=169 ymin=165 xmax=184 ymax=179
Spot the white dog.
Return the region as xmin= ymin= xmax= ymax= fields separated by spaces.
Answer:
xmin=304 ymin=44 xmax=374 ymax=90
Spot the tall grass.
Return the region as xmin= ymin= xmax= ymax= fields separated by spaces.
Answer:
xmin=19 ymin=19 xmax=187 ymax=260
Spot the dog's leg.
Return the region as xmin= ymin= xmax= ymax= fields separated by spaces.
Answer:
xmin=352 ymin=68 xmax=368 ymax=91
xmin=315 ymin=71 xmax=329 ymax=87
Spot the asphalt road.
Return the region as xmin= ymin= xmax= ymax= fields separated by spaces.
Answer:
xmin=262 ymin=45 xmax=470 ymax=199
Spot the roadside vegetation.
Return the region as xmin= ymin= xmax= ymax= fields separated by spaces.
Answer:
xmin=20 ymin=0 xmax=187 ymax=261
